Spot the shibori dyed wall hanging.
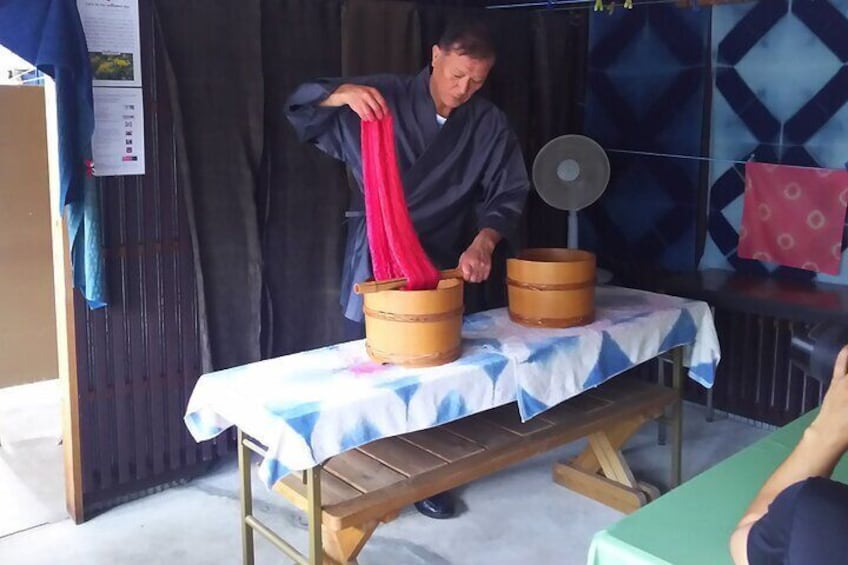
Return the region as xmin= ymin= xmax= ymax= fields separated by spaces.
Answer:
xmin=701 ymin=0 xmax=848 ymax=284
xmin=738 ymin=163 xmax=848 ymax=275
xmin=581 ymin=3 xmax=710 ymax=273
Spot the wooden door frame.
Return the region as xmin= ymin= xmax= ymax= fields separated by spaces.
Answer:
xmin=43 ymin=80 xmax=85 ymax=523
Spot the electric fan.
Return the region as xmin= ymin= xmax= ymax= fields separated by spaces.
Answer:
xmin=532 ymin=134 xmax=612 ymax=283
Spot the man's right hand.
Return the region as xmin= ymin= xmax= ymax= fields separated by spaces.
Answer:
xmin=809 ymin=345 xmax=848 ymax=453
xmin=321 ymin=84 xmax=388 ymax=121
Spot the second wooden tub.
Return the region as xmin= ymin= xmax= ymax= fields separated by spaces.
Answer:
xmin=507 ymin=248 xmax=596 ymax=328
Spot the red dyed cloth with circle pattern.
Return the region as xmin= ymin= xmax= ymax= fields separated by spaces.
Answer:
xmin=738 ymin=163 xmax=848 ymax=275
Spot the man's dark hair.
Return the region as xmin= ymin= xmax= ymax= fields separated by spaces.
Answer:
xmin=438 ymin=18 xmax=496 ymax=60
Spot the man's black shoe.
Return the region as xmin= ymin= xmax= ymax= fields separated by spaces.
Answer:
xmin=414 ymin=491 xmax=455 ymax=519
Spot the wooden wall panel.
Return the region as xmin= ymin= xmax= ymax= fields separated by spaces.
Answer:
xmin=73 ymin=0 xmax=231 ymax=516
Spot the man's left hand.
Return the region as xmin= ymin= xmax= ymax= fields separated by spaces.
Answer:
xmin=459 ymin=229 xmax=501 ymax=283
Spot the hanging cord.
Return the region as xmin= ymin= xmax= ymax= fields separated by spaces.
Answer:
xmin=605 ymin=148 xmax=848 ymax=173
xmin=605 ymin=148 xmax=754 ymax=166
xmin=488 ymin=0 xmax=718 ymax=10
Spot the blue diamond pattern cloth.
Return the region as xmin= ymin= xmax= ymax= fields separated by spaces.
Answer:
xmin=582 ymin=4 xmax=710 ymax=272
xmin=184 ymin=286 xmax=720 ymax=488
xmin=701 ymin=0 xmax=848 ymax=284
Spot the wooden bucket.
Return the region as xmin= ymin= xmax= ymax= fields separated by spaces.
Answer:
xmin=363 ymin=278 xmax=464 ymax=367
xmin=507 ymin=248 xmax=596 ymax=328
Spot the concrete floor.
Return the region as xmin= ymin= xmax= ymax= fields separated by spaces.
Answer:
xmin=0 ymin=386 xmax=768 ymax=565
xmin=0 ymin=380 xmax=65 ymax=539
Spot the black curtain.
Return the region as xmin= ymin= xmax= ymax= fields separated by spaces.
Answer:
xmin=156 ymin=0 xmax=264 ymax=371
xmin=155 ymin=0 xmax=589 ymax=366
xmin=417 ymin=2 xmax=466 ymax=67
xmin=342 ymin=0 xmax=422 ymax=75
xmin=259 ymin=0 xmax=351 ymax=358
xmin=524 ymin=9 xmax=589 ymax=249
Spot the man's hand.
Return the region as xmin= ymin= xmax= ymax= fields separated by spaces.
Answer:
xmin=809 ymin=345 xmax=848 ymax=453
xmin=459 ymin=229 xmax=501 ymax=284
xmin=321 ymin=84 xmax=388 ymax=121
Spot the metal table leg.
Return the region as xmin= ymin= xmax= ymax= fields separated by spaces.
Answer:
xmin=706 ymin=305 xmax=716 ymax=424
xmin=671 ymin=347 xmax=683 ymax=488
xmin=657 ymin=357 xmax=667 ymax=446
xmin=306 ymin=466 xmax=323 ymax=564
xmin=237 ymin=428 xmax=324 ymax=565
xmin=706 ymin=387 xmax=715 ymax=423
xmin=238 ymin=428 xmax=255 ymax=565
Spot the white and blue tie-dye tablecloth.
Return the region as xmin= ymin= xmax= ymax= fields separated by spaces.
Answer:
xmin=185 ymin=286 xmax=720 ymax=488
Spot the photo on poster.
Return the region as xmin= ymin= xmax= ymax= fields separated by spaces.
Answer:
xmin=89 ymin=52 xmax=135 ymax=82
xmin=77 ymin=0 xmax=142 ymax=87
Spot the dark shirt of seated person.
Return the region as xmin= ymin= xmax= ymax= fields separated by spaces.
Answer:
xmin=730 ymin=345 xmax=848 ymax=565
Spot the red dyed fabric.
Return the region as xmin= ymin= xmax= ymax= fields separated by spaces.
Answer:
xmin=361 ymin=114 xmax=439 ymax=290
xmin=738 ymin=163 xmax=848 ymax=275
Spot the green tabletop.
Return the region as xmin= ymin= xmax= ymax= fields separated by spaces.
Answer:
xmin=588 ymin=410 xmax=848 ymax=565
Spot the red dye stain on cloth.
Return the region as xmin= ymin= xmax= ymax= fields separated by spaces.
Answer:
xmin=361 ymin=114 xmax=440 ymax=290
xmin=738 ymin=163 xmax=848 ymax=275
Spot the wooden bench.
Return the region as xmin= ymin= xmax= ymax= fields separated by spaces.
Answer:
xmin=266 ymin=376 xmax=678 ymax=564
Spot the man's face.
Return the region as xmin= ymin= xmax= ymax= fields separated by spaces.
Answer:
xmin=430 ymin=45 xmax=494 ymax=112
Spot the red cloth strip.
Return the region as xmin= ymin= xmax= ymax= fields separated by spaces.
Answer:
xmin=361 ymin=114 xmax=440 ymax=290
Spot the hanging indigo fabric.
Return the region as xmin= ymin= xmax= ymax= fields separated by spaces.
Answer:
xmin=0 ymin=0 xmax=106 ymax=307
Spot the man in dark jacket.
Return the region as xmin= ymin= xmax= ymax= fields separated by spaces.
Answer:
xmin=286 ymin=18 xmax=530 ymax=519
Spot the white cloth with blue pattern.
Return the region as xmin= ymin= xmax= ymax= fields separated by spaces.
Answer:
xmin=184 ymin=286 xmax=720 ymax=488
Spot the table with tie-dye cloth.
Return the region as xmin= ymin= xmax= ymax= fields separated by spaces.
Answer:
xmin=184 ymin=285 xmax=720 ymax=489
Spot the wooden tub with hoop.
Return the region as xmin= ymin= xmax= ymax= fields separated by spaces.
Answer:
xmin=356 ymin=272 xmax=464 ymax=368
xmin=507 ymin=248 xmax=596 ymax=328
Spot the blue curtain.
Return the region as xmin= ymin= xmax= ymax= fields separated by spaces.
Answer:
xmin=0 ymin=0 xmax=106 ymax=307
xmin=582 ymin=4 xmax=710 ymax=275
